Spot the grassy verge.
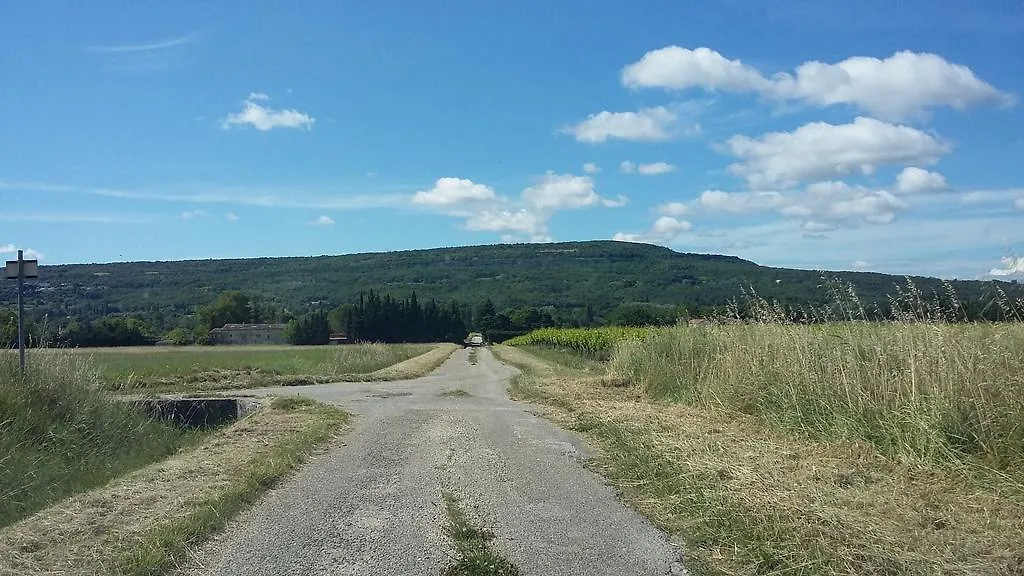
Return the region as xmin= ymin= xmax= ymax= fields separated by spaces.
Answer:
xmin=24 ymin=343 xmax=445 ymax=392
xmin=0 ymin=354 xmax=209 ymax=529
xmin=0 ymin=395 xmax=349 ymax=575
xmin=441 ymin=492 xmax=520 ymax=576
xmin=493 ymin=343 xmax=1024 ymax=575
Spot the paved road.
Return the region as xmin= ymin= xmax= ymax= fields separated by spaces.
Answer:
xmin=178 ymin=348 xmax=686 ymax=576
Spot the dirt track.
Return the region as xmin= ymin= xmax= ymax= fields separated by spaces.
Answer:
xmin=177 ymin=347 xmax=687 ymax=576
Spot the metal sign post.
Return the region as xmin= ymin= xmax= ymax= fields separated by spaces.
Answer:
xmin=4 ymin=250 xmax=39 ymax=371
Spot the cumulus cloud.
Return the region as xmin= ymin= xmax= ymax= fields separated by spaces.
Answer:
xmin=180 ymin=210 xmax=207 ymax=220
xmin=522 ymin=172 xmax=623 ymax=210
xmin=989 ymin=256 xmax=1024 ymax=277
xmin=582 ymin=162 xmax=601 ymax=174
xmin=657 ymin=202 xmax=689 ymax=217
xmin=622 ymin=46 xmax=769 ymax=92
xmin=419 ymin=172 xmax=626 ymax=242
xmin=465 ymin=209 xmax=545 ymax=239
xmin=622 ymin=46 xmax=1013 ymax=119
xmin=694 ymin=180 xmax=911 ymax=228
xmin=226 ymin=212 xmax=240 ymax=221
xmin=620 ymin=161 xmax=636 ymax=173
xmin=312 ymin=215 xmax=335 ymax=226
xmin=896 ymin=167 xmax=948 ymax=194
xmin=562 ymin=106 xmax=678 ymax=143
xmin=637 ymin=162 xmax=677 ymax=175
xmin=413 ymin=177 xmax=498 ymax=206
xmin=614 ymin=216 xmax=693 ymax=244
xmin=1015 ymin=198 xmax=1024 ymax=211
xmin=222 ymin=94 xmax=315 ymax=131
xmin=724 ymin=117 xmax=950 ymax=189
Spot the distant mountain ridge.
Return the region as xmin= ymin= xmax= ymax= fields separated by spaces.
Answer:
xmin=2 ymin=241 xmax=1019 ymax=328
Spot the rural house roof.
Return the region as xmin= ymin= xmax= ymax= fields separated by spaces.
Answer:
xmin=210 ymin=323 xmax=288 ymax=332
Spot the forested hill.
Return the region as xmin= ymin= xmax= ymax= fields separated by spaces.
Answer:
xmin=2 ymin=240 xmax=1019 ymax=328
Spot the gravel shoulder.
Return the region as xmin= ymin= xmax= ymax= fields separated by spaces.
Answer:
xmin=176 ymin=347 xmax=686 ymax=576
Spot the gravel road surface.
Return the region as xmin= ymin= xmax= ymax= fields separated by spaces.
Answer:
xmin=177 ymin=347 xmax=686 ymax=576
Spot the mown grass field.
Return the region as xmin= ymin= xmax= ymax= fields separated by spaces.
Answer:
xmin=500 ymin=322 xmax=1024 ymax=575
xmin=9 ymin=343 xmax=435 ymax=391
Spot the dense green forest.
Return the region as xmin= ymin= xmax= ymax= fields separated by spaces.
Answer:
xmin=1 ymin=241 xmax=1021 ymax=346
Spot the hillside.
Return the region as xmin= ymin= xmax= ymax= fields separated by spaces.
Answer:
xmin=2 ymin=241 xmax=1019 ymax=329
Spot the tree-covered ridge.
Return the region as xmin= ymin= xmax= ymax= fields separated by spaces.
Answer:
xmin=1 ymin=241 xmax=1020 ymax=338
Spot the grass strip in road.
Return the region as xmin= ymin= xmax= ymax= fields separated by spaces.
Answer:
xmin=440 ymin=389 xmax=472 ymax=398
xmin=0 ymin=397 xmax=350 ymax=576
xmin=492 ymin=344 xmax=1024 ymax=576
xmin=356 ymin=343 xmax=459 ymax=382
xmin=441 ymin=492 xmax=520 ymax=576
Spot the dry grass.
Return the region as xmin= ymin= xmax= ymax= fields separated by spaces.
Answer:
xmin=359 ymin=343 xmax=459 ymax=381
xmin=493 ymin=345 xmax=1024 ymax=576
xmin=610 ymin=323 xmax=1024 ymax=468
xmin=0 ymin=398 xmax=349 ymax=575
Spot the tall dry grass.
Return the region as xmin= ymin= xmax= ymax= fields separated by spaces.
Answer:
xmin=610 ymin=296 xmax=1024 ymax=468
xmin=0 ymin=352 xmax=203 ymax=528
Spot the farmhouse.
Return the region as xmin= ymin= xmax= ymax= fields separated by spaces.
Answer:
xmin=208 ymin=323 xmax=288 ymax=345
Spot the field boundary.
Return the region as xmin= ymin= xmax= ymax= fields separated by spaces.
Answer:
xmin=0 ymin=398 xmax=350 ymax=575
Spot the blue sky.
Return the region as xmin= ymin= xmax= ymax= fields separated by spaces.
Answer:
xmin=1 ymin=0 xmax=1023 ymax=279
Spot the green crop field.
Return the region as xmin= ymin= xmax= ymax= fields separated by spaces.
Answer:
xmin=5 ymin=343 xmax=434 ymax=392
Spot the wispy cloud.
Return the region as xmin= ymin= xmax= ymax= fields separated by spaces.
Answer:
xmin=311 ymin=215 xmax=335 ymax=226
xmin=180 ymin=210 xmax=207 ymax=220
xmin=87 ymin=32 xmax=199 ymax=72
xmin=226 ymin=212 xmax=240 ymax=221
xmin=0 ymin=212 xmax=153 ymax=224
xmin=87 ymin=33 xmax=199 ymax=53
xmin=2 ymin=181 xmax=410 ymax=211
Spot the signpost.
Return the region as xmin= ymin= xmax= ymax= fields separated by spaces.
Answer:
xmin=4 ymin=250 xmax=39 ymax=371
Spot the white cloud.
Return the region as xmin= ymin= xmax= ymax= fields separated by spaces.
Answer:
xmin=772 ymin=51 xmax=1015 ymax=120
xmin=622 ymin=46 xmax=769 ymax=92
xmin=724 ymin=117 xmax=950 ymax=189
xmin=0 ymin=245 xmax=43 ymax=260
xmin=989 ymin=256 xmax=1024 ymax=277
xmin=853 ymin=260 xmax=871 ymax=269
xmin=657 ymin=202 xmax=689 ymax=217
xmin=620 ymin=161 xmax=636 ymax=173
xmin=582 ymin=162 xmax=601 ymax=174
xmin=896 ymin=167 xmax=948 ymax=194
xmin=226 ymin=212 xmax=240 ymax=221
xmin=465 ymin=209 xmax=544 ymax=237
xmin=87 ymin=33 xmax=198 ymax=53
xmin=622 ymin=46 xmax=1013 ymax=119
xmin=637 ymin=162 xmax=677 ymax=175
xmin=1015 ymin=198 xmax=1024 ymax=211
xmin=562 ymin=106 xmax=677 ymax=143
xmin=222 ymin=94 xmax=315 ymax=131
xmin=614 ymin=216 xmax=693 ymax=244
xmin=312 ymin=215 xmax=335 ymax=226
xmin=180 ymin=210 xmax=207 ymax=220
xmin=522 ymin=172 xmax=623 ymax=210
xmin=696 ymin=181 xmax=910 ymax=228
xmin=412 ymin=177 xmax=498 ymax=206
